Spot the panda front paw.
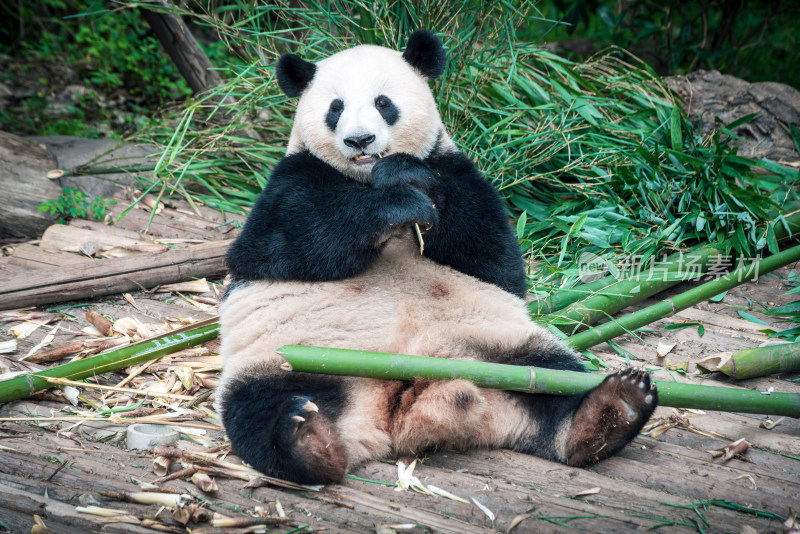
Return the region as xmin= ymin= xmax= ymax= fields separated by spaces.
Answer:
xmin=380 ymin=187 xmax=438 ymax=236
xmin=371 ymin=153 xmax=437 ymax=195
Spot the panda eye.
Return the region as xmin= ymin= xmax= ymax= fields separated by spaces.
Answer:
xmin=329 ymin=99 xmax=344 ymax=113
xmin=375 ymin=95 xmax=390 ymax=109
xmin=326 ymin=99 xmax=345 ymax=131
xmin=374 ymin=94 xmax=399 ymax=125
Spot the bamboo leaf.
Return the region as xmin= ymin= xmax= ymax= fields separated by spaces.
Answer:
xmin=669 ymin=105 xmax=682 ymax=150
xmin=709 ymin=291 xmax=728 ymax=303
xmin=766 ymin=301 xmax=800 ymax=314
xmin=738 ymin=311 xmax=769 ymax=325
xmin=724 ymin=112 xmax=759 ymax=130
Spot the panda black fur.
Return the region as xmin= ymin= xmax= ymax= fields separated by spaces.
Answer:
xmin=218 ymin=30 xmax=657 ymax=485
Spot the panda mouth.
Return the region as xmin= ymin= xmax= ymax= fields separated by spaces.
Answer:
xmin=353 ymin=153 xmax=383 ymax=165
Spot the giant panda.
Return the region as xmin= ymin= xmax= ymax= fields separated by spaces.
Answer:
xmin=217 ymin=30 xmax=657 ymax=485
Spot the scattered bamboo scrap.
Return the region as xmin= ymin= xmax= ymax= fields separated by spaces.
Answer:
xmin=394 ymin=459 xmax=495 ymax=522
xmin=706 ymin=438 xmax=750 ymax=462
xmin=150 ymin=445 xmax=321 ymax=492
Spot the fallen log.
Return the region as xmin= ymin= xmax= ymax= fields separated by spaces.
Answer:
xmin=0 ymin=240 xmax=231 ymax=310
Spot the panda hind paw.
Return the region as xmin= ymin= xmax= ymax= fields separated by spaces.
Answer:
xmin=281 ymin=396 xmax=348 ymax=483
xmin=565 ymin=369 xmax=658 ymax=466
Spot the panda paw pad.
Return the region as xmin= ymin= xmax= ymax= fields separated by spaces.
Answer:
xmin=566 ymin=368 xmax=658 ymax=466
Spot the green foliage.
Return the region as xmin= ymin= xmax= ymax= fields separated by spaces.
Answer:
xmin=124 ymin=0 xmax=797 ymax=295
xmin=1 ymin=0 xmax=192 ymax=104
xmin=762 ymin=270 xmax=800 ymax=342
xmin=529 ymin=0 xmax=800 ymax=89
xmin=0 ymin=90 xmax=107 ymax=138
xmin=38 ymin=188 xmax=115 ymax=223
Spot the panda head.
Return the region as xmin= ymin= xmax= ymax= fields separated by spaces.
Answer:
xmin=276 ymin=30 xmax=456 ymax=182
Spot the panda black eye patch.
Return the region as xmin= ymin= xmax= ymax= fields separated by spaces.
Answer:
xmin=375 ymin=94 xmax=399 ymax=125
xmin=326 ymin=99 xmax=345 ymax=131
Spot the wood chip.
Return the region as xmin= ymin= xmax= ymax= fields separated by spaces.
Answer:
xmin=571 ymin=487 xmax=601 ymax=498
xmin=191 ymin=472 xmax=219 ymax=493
xmin=123 ymin=293 xmax=141 ymax=311
xmin=759 ymin=416 xmax=784 ymax=430
xmin=508 ymin=514 xmax=531 ymax=532
xmin=157 ymin=279 xmax=211 ymax=294
xmin=656 ymin=342 xmax=676 ymax=357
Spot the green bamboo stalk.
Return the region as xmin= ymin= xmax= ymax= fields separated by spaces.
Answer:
xmin=698 ymin=342 xmax=800 ymax=380
xmin=567 ymin=243 xmax=800 ymax=352
xmin=548 ymin=210 xmax=800 ymax=329
xmin=277 ymin=345 xmax=800 ymax=417
xmin=0 ymin=323 xmax=219 ymax=404
xmin=528 ymin=275 xmax=622 ymax=315
xmin=549 ymin=247 xmax=717 ymax=329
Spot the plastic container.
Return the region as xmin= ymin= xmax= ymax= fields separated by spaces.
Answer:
xmin=126 ymin=423 xmax=178 ymax=450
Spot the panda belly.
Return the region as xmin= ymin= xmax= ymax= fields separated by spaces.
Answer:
xmin=217 ymin=234 xmax=657 ymax=484
xmin=219 ymin=235 xmax=538 ymax=378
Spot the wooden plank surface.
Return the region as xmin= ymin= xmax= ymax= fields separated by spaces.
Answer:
xmin=8 ymin=242 xmax=93 ymax=270
xmin=0 ymin=240 xmax=231 ymax=310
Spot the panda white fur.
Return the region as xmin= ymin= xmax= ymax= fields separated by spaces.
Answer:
xmin=218 ymin=31 xmax=657 ymax=484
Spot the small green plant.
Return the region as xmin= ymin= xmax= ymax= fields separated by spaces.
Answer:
xmin=38 ymin=188 xmax=115 ymax=223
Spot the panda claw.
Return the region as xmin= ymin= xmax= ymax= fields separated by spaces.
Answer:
xmin=292 ymin=415 xmax=306 ymax=423
xmin=303 ymin=400 xmax=319 ymax=413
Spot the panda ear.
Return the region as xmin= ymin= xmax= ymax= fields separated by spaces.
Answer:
xmin=402 ymin=30 xmax=446 ymax=80
xmin=276 ymin=54 xmax=316 ymax=97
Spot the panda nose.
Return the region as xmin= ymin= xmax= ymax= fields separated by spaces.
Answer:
xmin=344 ymin=133 xmax=376 ymax=150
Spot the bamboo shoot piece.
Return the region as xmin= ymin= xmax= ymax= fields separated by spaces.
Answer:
xmin=697 ymin=342 xmax=800 ymax=379
xmin=277 ymin=345 xmax=800 ymax=417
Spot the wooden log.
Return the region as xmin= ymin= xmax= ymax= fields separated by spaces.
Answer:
xmin=39 ymin=223 xmax=168 ymax=255
xmin=0 ymin=240 xmax=232 ymax=310
xmin=0 ymin=131 xmax=61 ymax=241
xmin=8 ymin=242 xmax=92 ymax=270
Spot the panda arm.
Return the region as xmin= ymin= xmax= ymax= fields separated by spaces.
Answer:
xmin=226 ymin=152 xmax=437 ymax=281
xmin=422 ymin=151 xmax=528 ymax=297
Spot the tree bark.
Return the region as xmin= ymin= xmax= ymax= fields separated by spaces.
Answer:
xmin=139 ymin=1 xmax=222 ymax=94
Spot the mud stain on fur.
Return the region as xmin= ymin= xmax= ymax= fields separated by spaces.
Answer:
xmin=429 ymin=281 xmax=450 ymax=299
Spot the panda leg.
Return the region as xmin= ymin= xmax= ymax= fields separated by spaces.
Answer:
xmin=510 ymin=368 xmax=657 ymax=465
xmin=391 ymin=378 xmax=490 ymax=454
xmin=220 ymin=373 xmax=350 ymax=484
xmin=454 ymin=337 xmax=659 ymax=465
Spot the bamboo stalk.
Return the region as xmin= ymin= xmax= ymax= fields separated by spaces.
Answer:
xmin=698 ymin=342 xmax=800 ymax=380
xmin=528 ymin=274 xmax=623 ymax=315
xmin=567 ymin=244 xmax=800 ymax=351
xmin=277 ymin=345 xmax=800 ymax=417
xmin=547 ymin=210 xmax=800 ymax=328
xmin=550 ymin=247 xmax=718 ymax=330
xmin=0 ymin=323 xmax=219 ymax=404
